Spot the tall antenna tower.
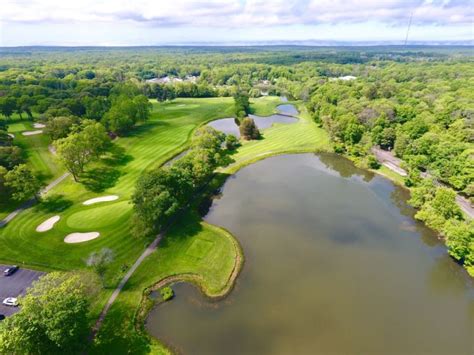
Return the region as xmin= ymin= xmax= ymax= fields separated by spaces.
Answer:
xmin=405 ymin=11 xmax=414 ymax=46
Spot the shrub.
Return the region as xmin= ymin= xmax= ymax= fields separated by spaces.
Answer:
xmin=239 ymin=118 xmax=260 ymax=140
xmin=225 ymin=134 xmax=240 ymax=150
xmin=160 ymin=286 xmax=174 ymax=301
xmin=367 ymin=155 xmax=380 ymax=169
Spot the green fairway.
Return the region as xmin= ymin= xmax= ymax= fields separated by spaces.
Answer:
xmin=1 ymin=96 xmax=330 ymax=354
xmin=0 ymin=120 xmax=62 ymax=220
xmin=92 ymin=97 xmax=331 ymax=354
xmin=93 ymin=212 xmax=242 ymax=354
xmin=0 ymin=97 xmax=236 ymax=275
xmin=223 ymin=103 xmax=331 ymax=173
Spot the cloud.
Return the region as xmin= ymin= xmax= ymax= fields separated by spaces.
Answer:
xmin=1 ymin=0 xmax=472 ymax=27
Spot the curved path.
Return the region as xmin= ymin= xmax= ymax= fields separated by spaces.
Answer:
xmin=0 ymin=172 xmax=70 ymax=227
xmin=92 ymin=232 xmax=164 ymax=337
xmin=372 ymin=147 xmax=473 ymax=219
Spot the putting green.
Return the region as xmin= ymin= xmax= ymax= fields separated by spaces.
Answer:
xmin=7 ymin=122 xmax=28 ymax=132
xmin=66 ymin=201 xmax=131 ymax=229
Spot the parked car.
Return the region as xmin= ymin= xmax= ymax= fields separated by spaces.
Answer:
xmin=4 ymin=266 xmax=19 ymax=276
xmin=0 ymin=314 xmax=5 ymax=321
xmin=2 ymin=297 xmax=18 ymax=307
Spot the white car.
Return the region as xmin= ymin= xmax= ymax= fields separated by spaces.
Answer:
xmin=2 ymin=297 xmax=18 ymax=307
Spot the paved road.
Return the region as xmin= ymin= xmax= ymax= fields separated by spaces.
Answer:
xmin=372 ymin=147 xmax=473 ymax=219
xmin=0 ymin=265 xmax=44 ymax=317
xmin=0 ymin=172 xmax=70 ymax=227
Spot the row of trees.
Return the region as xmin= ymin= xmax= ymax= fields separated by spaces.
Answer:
xmin=132 ymin=126 xmax=225 ymax=238
xmin=410 ymin=180 xmax=474 ymax=268
xmin=0 ymin=121 xmax=42 ymax=203
xmin=305 ymin=61 xmax=473 ymax=275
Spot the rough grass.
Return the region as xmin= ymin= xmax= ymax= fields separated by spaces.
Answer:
xmin=376 ymin=165 xmax=406 ymax=187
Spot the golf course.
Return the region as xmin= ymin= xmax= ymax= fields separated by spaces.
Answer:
xmin=0 ymin=95 xmax=330 ymax=353
xmin=1 ymin=45 xmax=472 ymax=355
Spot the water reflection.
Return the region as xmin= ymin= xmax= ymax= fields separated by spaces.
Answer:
xmin=147 ymin=153 xmax=474 ymax=355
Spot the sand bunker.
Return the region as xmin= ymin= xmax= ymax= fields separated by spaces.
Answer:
xmin=33 ymin=122 xmax=46 ymax=128
xmin=83 ymin=195 xmax=119 ymax=205
xmin=22 ymin=130 xmax=43 ymax=136
xmin=8 ymin=133 xmax=14 ymax=138
xmin=36 ymin=215 xmax=60 ymax=232
xmin=64 ymin=232 xmax=100 ymax=243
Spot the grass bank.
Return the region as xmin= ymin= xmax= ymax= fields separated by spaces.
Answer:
xmin=93 ymin=97 xmax=331 ymax=354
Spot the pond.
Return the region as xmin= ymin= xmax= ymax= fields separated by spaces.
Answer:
xmin=276 ymin=104 xmax=299 ymax=116
xmin=206 ymin=104 xmax=299 ymax=139
xmin=248 ymin=113 xmax=297 ymax=130
xmin=207 ymin=117 xmax=241 ymax=138
xmin=146 ymin=153 xmax=474 ymax=355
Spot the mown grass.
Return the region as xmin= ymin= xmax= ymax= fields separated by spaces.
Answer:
xmin=222 ymin=102 xmax=331 ymax=173
xmin=1 ymin=96 xmax=328 ymax=354
xmin=0 ymin=97 xmax=236 ymax=276
xmin=93 ymin=211 xmax=242 ymax=354
xmin=93 ymin=97 xmax=331 ymax=354
xmin=0 ymin=119 xmax=62 ymax=220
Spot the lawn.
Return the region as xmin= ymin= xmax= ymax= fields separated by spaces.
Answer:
xmin=0 ymin=120 xmax=62 ymax=220
xmin=1 ymin=96 xmax=329 ymax=354
xmin=92 ymin=97 xmax=331 ymax=354
xmin=93 ymin=212 xmax=242 ymax=354
xmin=223 ymin=102 xmax=331 ymax=173
xmin=0 ymin=97 xmax=236 ymax=277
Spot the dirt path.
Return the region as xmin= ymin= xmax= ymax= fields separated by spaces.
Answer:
xmin=0 ymin=172 xmax=70 ymax=227
xmin=372 ymin=147 xmax=473 ymax=219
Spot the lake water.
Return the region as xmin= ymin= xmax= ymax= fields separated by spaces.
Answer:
xmin=207 ymin=117 xmax=241 ymax=138
xmin=276 ymin=104 xmax=299 ymax=116
xmin=146 ymin=153 xmax=474 ymax=355
xmin=206 ymin=103 xmax=299 ymax=139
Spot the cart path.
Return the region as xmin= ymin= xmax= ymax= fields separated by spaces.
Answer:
xmin=0 ymin=172 xmax=70 ymax=227
xmin=372 ymin=147 xmax=473 ymax=219
xmin=91 ymin=232 xmax=163 ymax=338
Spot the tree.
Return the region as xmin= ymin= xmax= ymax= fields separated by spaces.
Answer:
xmin=0 ymin=97 xmax=17 ymax=119
xmin=132 ymin=169 xmax=181 ymax=237
xmin=133 ymin=95 xmax=152 ymax=121
xmin=225 ymin=134 xmax=240 ymax=150
xmin=0 ymin=130 xmax=13 ymax=147
xmin=55 ymin=121 xmax=109 ymax=181
xmin=0 ymin=146 xmax=23 ymax=169
xmin=234 ymin=91 xmax=251 ymax=118
xmin=132 ymin=126 xmax=225 ymax=238
xmin=430 ymin=187 xmax=463 ymax=221
xmin=239 ymin=118 xmax=260 ymax=140
xmin=86 ymin=248 xmax=114 ymax=282
xmin=443 ymin=220 xmax=473 ymax=262
xmin=0 ymin=166 xmax=8 ymax=199
xmin=379 ymin=127 xmax=396 ymax=150
xmin=102 ymin=95 xmax=151 ymax=134
xmin=5 ymin=164 xmax=42 ymax=201
xmin=44 ymin=116 xmax=76 ymax=140
xmin=0 ymin=271 xmax=100 ymax=354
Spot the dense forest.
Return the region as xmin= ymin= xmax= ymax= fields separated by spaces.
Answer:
xmin=0 ymin=46 xmax=472 ymax=272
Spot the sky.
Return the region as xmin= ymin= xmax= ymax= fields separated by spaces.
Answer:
xmin=0 ymin=0 xmax=473 ymax=46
